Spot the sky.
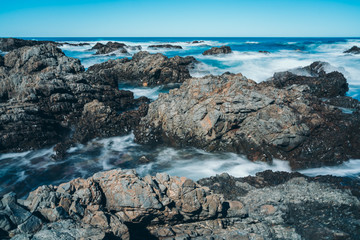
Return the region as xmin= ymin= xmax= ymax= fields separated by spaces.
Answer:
xmin=0 ymin=0 xmax=359 ymax=37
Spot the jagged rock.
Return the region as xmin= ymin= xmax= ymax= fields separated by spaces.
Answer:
xmin=344 ymin=45 xmax=360 ymax=54
xmin=202 ymin=45 xmax=232 ymax=55
xmin=4 ymin=169 xmax=360 ymax=240
xmin=262 ymin=61 xmax=348 ymax=98
xmin=135 ymin=70 xmax=360 ymax=169
xmin=91 ymin=42 xmax=129 ymax=55
xmin=0 ymin=38 xmax=58 ymax=52
xmin=0 ymin=44 xmax=149 ymax=153
xmin=87 ymin=51 xmax=197 ymax=87
xmin=148 ymin=44 xmax=183 ymax=49
xmin=199 ymin=171 xmax=360 ymax=240
xmin=191 ymin=40 xmax=204 ymax=44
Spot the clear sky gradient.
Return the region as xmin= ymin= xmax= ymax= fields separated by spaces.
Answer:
xmin=0 ymin=0 xmax=359 ymax=37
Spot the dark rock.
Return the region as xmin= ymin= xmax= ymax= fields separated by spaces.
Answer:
xmin=62 ymin=42 xmax=90 ymax=46
xmin=135 ymin=68 xmax=360 ymax=169
xmin=126 ymin=45 xmax=142 ymax=51
xmin=0 ymin=55 xmax=3 ymax=66
xmin=262 ymin=61 xmax=349 ymax=98
xmin=191 ymin=40 xmax=204 ymax=44
xmin=91 ymin=42 xmax=128 ymax=55
xmin=148 ymin=44 xmax=182 ymax=49
xmin=202 ymin=45 xmax=232 ymax=55
xmin=344 ymin=46 xmax=360 ymax=54
xmin=87 ymin=51 xmax=197 ymax=87
xmin=0 ymin=44 xmax=149 ymax=153
xmin=0 ymin=38 xmax=59 ymax=52
xmin=259 ymin=50 xmax=270 ymax=54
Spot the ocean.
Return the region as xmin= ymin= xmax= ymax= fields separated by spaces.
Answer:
xmin=1 ymin=37 xmax=360 ymax=197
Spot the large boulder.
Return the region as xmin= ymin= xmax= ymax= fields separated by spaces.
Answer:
xmin=0 ymin=44 xmax=148 ymax=153
xmin=202 ymin=45 xmax=232 ymax=55
xmin=344 ymin=46 xmax=360 ymax=54
xmin=135 ymin=69 xmax=360 ymax=169
xmin=3 ymin=169 xmax=360 ymax=239
xmin=262 ymin=61 xmax=348 ymax=98
xmin=87 ymin=51 xmax=197 ymax=87
xmin=0 ymin=38 xmax=59 ymax=52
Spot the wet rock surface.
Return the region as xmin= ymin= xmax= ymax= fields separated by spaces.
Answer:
xmin=135 ymin=67 xmax=360 ymax=169
xmin=344 ymin=45 xmax=360 ymax=54
xmin=0 ymin=43 xmax=148 ymax=154
xmin=148 ymin=44 xmax=183 ymax=49
xmin=202 ymin=45 xmax=232 ymax=55
xmin=1 ymin=169 xmax=359 ymax=240
xmin=87 ymin=51 xmax=197 ymax=87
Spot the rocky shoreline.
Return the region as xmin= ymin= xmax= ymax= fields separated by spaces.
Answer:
xmin=1 ymin=38 xmax=360 ymax=239
xmin=1 ymin=169 xmax=359 ymax=239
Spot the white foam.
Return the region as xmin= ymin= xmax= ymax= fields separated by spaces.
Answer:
xmin=119 ymin=85 xmax=162 ymax=100
xmin=300 ymin=159 xmax=360 ymax=177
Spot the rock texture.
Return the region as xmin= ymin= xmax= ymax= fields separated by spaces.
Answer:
xmin=135 ymin=65 xmax=360 ymax=169
xmin=2 ymin=169 xmax=359 ymax=240
xmin=87 ymin=51 xmax=197 ymax=87
xmin=263 ymin=61 xmax=349 ymax=98
xmin=0 ymin=43 xmax=148 ymax=154
xmin=202 ymin=46 xmax=232 ymax=55
xmin=0 ymin=38 xmax=58 ymax=52
xmin=91 ymin=42 xmax=129 ymax=55
xmin=148 ymin=44 xmax=183 ymax=49
xmin=344 ymin=46 xmax=360 ymax=54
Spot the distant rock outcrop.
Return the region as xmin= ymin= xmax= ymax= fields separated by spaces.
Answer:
xmin=148 ymin=44 xmax=183 ymax=49
xmin=87 ymin=51 xmax=198 ymax=87
xmin=135 ymin=64 xmax=360 ymax=169
xmin=344 ymin=45 xmax=360 ymax=54
xmin=202 ymin=45 xmax=232 ymax=55
xmin=91 ymin=42 xmax=129 ymax=55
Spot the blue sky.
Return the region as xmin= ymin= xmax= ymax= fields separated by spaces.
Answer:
xmin=0 ymin=0 xmax=359 ymax=37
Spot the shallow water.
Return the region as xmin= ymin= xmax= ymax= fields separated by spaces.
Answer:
xmin=1 ymin=37 xmax=360 ymax=197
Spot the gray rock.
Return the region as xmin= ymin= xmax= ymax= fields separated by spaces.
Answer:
xmin=202 ymin=45 xmax=232 ymax=55
xmin=135 ymin=70 xmax=360 ymax=169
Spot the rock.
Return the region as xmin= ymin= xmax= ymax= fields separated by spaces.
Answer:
xmin=263 ymin=61 xmax=348 ymax=98
xmin=135 ymin=69 xmax=360 ymax=169
xmin=5 ymin=169 xmax=360 ymax=240
xmin=191 ymin=40 xmax=204 ymax=44
xmin=259 ymin=50 xmax=270 ymax=54
xmin=199 ymin=171 xmax=360 ymax=240
xmin=62 ymin=42 xmax=90 ymax=46
xmin=87 ymin=51 xmax=197 ymax=87
xmin=148 ymin=44 xmax=183 ymax=49
xmin=0 ymin=38 xmax=59 ymax=52
xmin=0 ymin=44 xmax=149 ymax=153
xmin=126 ymin=45 xmax=142 ymax=51
xmin=0 ymin=55 xmax=4 ymax=66
xmin=91 ymin=42 xmax=129 ymax=55
xmin=202 ymin=45 xmax=232 ymax=55
xmin=344 ymin=45 xmax=360 ymax=54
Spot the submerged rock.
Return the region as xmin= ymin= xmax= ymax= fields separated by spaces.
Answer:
xmin=135 ymin=67 xmax=360 ymax=169
xmin=344 ymin=45 xmax=360 ymax=54
xmin=148 ymin=44 xmax=183 ymax=49
xmin=3 ymin=169 xmax=359 ymax=240
xmin=87 ymin=51 xmax=197 ymax=87
xmin=202 ymin=45 xmax=232 ymax=55
xmin=62 ymin=42 xmax=90 ymax=46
